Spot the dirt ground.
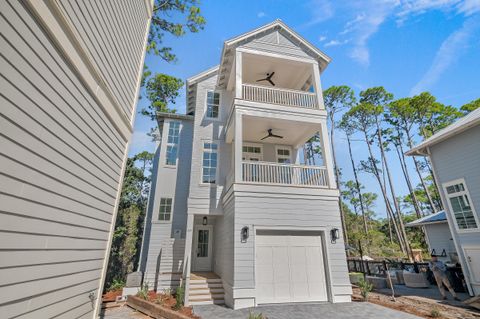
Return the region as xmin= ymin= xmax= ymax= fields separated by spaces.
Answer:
xmin=352 ymin=287 xmax=480 ymax=319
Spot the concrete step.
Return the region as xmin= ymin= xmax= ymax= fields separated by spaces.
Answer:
xmin=189 ymin=287 xmax=224 ymax=295
xmin=189 ymin=282 xmax=224 ymax=289
xmin=189 ymin=298 xmax=225 ymax=306
xmin=189 ymin=292 xmax=224 ymax=300
xmin=190 ymin=278 xmax=222 ymax=284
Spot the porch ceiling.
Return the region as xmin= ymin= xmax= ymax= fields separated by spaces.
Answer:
xmin=242 ymin=53 xmax=313 ymax=90
xmin=242 ymin=115 xmax=318 ymax=147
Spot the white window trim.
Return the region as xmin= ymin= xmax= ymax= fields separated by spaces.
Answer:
xmin=204 ymin=90 xmax=221 ymax=121
xmin=242 ymin=142 xmax=263 ymax=161
xmin=200 ymin=141 xmax=219 ymax=186
xmin=164 ymin=120 xmax=181 ymax=167
xmin=156 ymin=197 xmax=174 ymax=223
xmin=442 ymin=178 xmax=479 ymax=234
xmin=275 ymin=145 xmax=293 ymax=164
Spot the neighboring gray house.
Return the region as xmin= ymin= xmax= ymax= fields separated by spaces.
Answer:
xmin=406 ymin=211 xmax=458 ymax=262
xmin=406 ymin=108 xmax=480 ymax=296
xmin=0 ymin=1 xmax=152 ymax=318
xmin=140 ymin=20 xmax=352 ymax=309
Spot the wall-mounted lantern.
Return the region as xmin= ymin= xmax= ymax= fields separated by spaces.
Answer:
xmin=241 ymin=226 xmax=249 ymax=243
xmin=330 ymin=228 xmax=340 ymax=244
xmin=202 ymin=216 xmax=208 ymax=225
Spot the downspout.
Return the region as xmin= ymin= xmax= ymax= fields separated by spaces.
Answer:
xmin=426 ymin=146 xmax=474 ymax=296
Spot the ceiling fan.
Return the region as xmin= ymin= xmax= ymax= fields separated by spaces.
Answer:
xmin=256 ymin=72 xmax=275 ymax=86
xmin=261 ymin=129 xmax=283 ymax=140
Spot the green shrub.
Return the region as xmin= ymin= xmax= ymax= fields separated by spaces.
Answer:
xmin=248 ymin=311 xmax=267 ymax=319
xmin=174 ymin=284 xmax=185 ymax=310
xmin=136 ymin=282 xmax=149 ymax=300
xmin=108 ymin=278 xmax=125 ymax=292
xmin=358 ymin=278 xmax=373 ymax=301
xmin=430 ymin=307 xmax=441 ymax=318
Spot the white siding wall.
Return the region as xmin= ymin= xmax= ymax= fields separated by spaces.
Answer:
xmin=430 ymin=125 xmax=480 ymax=294
xmin=142 ymin=119 xmax=193 ymax=289
xmin=230 ymin=187 xmax=351 ymax=307
xmin=0 ymin=1 xmax=150 ymax=317
xmin=424 ymin=223 xmax=456 ymax=262
xmin=187 ymin=74 xmax=233 ymax=215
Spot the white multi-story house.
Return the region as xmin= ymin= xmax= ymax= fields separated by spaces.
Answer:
xmin=140 ymin=20 xmax=352 ymax=309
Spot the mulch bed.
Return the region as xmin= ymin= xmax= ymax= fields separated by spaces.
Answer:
xmin=102 ymin=289 xmax=123 ymax=303
xmin=352 ymin=287 xmax=480 ymax=319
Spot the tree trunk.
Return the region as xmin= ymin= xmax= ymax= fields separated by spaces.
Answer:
xmin=362 ymin=129 xmax=407 ymax=255
xmin=406 ymin=133 xmax=437 ymax=213
xmin=375 ymin=121 xmax=413 ymax=261
xmin=329 ymin=115 xmax=349 ymax=245
xmin=395 ymin=142 xmax=422 ymax=218
xmin=346 ymin=133 xmax=368 ymax=235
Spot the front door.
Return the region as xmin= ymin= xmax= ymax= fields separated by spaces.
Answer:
xmin=193 ymin=226 xmax=213 ymax=271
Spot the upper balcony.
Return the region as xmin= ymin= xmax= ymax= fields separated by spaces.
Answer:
xmin=230 ymin=51 xmax=324 ymax=111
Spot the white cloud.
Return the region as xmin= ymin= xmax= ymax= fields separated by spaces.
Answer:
xmin=456 ymin=0 xmax=480 ymax=15
xmin=396 ymin=0 xmax=480 ymax=24
xmin=302 ymin=0 xmax=334 ymax=27
xmin=324 ymin=39 xmax=348 ymax=47
xmin=410 ymin=17 xmax=480 ymax=95
xmin=319 ymin=35 xmax=327 ymax=42
xmin=257 ymin=11 xmax=266 ymax=18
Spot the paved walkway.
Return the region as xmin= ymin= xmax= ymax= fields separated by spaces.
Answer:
xmin=378 ymin=284 xmax=471 ymax=307
xmin=193 ymin=302 xmax=421 ymax=319
xmin=99 ymin=305 xmax=151 ymax=319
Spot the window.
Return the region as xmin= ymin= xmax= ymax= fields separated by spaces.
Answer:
xmin=197 ymin=229 xmax=209 ymax=257
xmin=202 ymin=142 xmax=218 ymax=184
xmin=444 ymin=180 xmax=478 ymax=231
xmin=276 ymin=147 xmax=292 ymax=164
xmin=206 ymin=91 xmax=220 ymax=118
xmin=158 ymin=198 xmax=172 ymax=221
xmin=165 ymin=121 xmax=180 ymax=165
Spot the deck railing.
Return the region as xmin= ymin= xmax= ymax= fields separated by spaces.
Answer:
xmin=242 ymin=84 xmax=318 ymax=109
xmin=242 ymin=161 xmax=328 ymax=187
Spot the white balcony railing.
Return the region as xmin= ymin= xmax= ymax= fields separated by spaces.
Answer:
xmin=242 ymin=161 xmax=328 ymax=187
xmin=242 ymin=84 xmax=318 ymax=109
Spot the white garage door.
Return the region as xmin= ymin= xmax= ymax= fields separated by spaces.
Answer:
xmin=255 ymin=230 xmax=328 ymax=304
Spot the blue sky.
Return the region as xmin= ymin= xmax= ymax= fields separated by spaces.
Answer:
xmin=130 ymin=0 xmax=480 ymax=218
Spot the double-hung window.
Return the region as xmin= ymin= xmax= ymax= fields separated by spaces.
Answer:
xmin=276 ymin=147 xmax=292 ymax=164
xmin=165 ymin=121 xmax=180 ymax=166
xmin=202 ymin=142 xmax=218 ymax=184
xmin=206 ymin=91 xmax=220 ymax=119
xmin=158 ymin=198 xmax=172 ymax=221
xmin=444 ymin=179 xmax=478 ymax=231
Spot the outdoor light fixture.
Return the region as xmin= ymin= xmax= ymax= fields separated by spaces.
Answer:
xmin=202 ymin=216 xmax=207 ymax=225
xmin=241 ymin=226 xmax=249 ymax=243
xmin=330 ymin=228 xmax=340 ymax=244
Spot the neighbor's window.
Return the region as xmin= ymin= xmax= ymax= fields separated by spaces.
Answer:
xmin=445 ymin=180 xmax=478 ymax=231
xmin=206 ymin=91 xmax=220 ymax=118
xmin=276 ymin=148 xmax=291 ymax=164
xmin=202 ymin=142 xmax=218 ymax=184
xmin=158 ymin=198 xmax=172 ymax=221
xmin=165 ymin=121 xmax=180 ymax=165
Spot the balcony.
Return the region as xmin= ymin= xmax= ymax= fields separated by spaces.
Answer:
xmin=242 ymin=161 xmax=328 ymax=187
xmin=242 ymin=84 xmax=318 ymax=109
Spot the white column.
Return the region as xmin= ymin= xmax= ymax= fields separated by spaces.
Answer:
xmin=234 ymin=111 xmax=243 ymax=183
xmin=182 ymin=214 xmax=195 ymax=306
xmin=311 ymin=62 xmax=325 ymax=109
xmin=319 ymin=120 xmax=336 ymax=188
xmin=235 ymin=50 xmax=243 ymax=99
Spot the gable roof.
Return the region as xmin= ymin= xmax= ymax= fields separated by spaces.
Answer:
xmin=406 ymin=210 xmax=447 ymax=227
xmin=406 ymin=107 xmax=480 ymax=156
xmin=216 ymin=19 xmax=331 ymax=88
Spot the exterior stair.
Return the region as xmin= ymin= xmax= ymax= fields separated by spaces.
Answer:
xmin=188 ymin=272 xmax=224 ymax=306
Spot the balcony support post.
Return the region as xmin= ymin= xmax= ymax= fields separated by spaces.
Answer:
xmin=235 ymin=50 xmax=243 ymax=99
xmin=234 ymin=111 xmax=243 ymax=183
xmin=311 ymin=62 xmax=325 ymax=109
xmin=319 ymin=120 xmax=336 ymax=188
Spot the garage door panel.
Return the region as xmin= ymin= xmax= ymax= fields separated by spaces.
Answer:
xmin=255 ymin=232 xmax=328 ymax=304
